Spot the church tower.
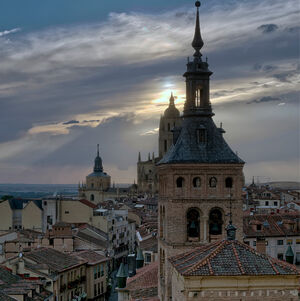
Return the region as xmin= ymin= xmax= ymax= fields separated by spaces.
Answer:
xmin=158 ymin=93 xmax=181 ymax=158
xmin=157 ymin=2 xmax=245 ymax=300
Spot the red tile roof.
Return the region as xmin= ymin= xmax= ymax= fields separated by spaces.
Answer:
xmin=244 ymin=213 xmax=300 ymax=237
xmin=126 ymin=261 xmax=158 ymax=290
xmin=170 ymin=240 xmax=299 ymax=277
xmin=72 ymin=250 xmax=109 ymax=265
xmin=79 ymin=199 xmax=97 ymax=209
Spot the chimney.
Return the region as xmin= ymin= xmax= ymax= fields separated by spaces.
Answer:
xmin=127 ymin=253 xmax=136 ymax=277
xmin=256 ymin=237 xmax=266 ymax=255
xmin=136 ymin=248 xmax=144 ymax=269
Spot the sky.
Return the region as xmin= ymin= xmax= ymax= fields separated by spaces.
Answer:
xmin=0 ymin=0 xmax=299 ymax=184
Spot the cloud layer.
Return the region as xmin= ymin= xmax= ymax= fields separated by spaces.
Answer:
xmin=0 ymin=0 xmax=299 ymax=184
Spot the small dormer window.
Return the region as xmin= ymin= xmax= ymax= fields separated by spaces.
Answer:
xmin=196 ymin=129 xmax=206 ymax=144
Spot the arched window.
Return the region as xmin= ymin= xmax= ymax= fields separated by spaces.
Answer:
xmin=187 ymin=208 xmax=200 ymax=240
xmin=176 ymin=177 xmax=185 ymax=188
xmin=209 ymin=177 xmax=217 ymax=188
xmin=90 ymin=194 xmax=94 ymax=201
xmin=225 ymin=177 xmax=233 ymax=188
xmin=192 ymin=177 xmax=201 ymax=188
xmin=168 ymin=123 xmax=170 ymax=131
xmin=209 ymin=209 xmax=223 ymax=235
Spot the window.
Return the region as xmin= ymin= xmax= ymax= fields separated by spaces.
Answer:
xmin=100 ymin=264 xmax=104 ymax=277
xmin=94 ymin=267 xmax=97 ymax=279
xmin=145 ymin=253 xmax=152 ymax=263
xmin=44 ymin=201 xmax=47 ymax=206
xmin=244 ymin=241 xmax=250 ymax=245
xmin=196 ymin=129 xmax=206 ymax=144
xmin=277 ymin=253 xmax=284 ymax=260
xmin=168 ymin=123 xmax=170 ymax=131
xmin=94 ymin=284 xmax=97 ymax=296
xmin=274 ymin=201 xmax=278 ymax=206
xmin=296 ymin=253 xmax=300 ymax=265
xmin=277 ymin=240 xmax=283 ymax=245
xmin=256 ymin=224 xmax=262 ymax=231
xmin=253 ymin=241 xmax=256 ymax=246
xmin=287 ymin=239 xmax=293 ymax=245
xmin=265 ymin=201 xmax=269 ymax=206
xmin=187 ymin=208 xmax=200 ymax=240
xmin=90 ymin=194 xmax=95 ymax=201
xmin=64 ymin=211 xmax=69 ymax=214
xmin=91 ymin=183 xmax=94 ymax=188
xmin=225 ymin=177 xmax=233 ymax=188
xmin=192 ymin=177 xmax=201 ymax=188
xmin=209 ymin=177 xmax=217 ymax=188
xmin=176 ymin=177 xmax=184 ymax=188
xmin=24 ymin=273 xmax=30 ymax=278
xmin=49 ymin=238 xmax=54 ymax=246
xmin=296 ymin=239 xmax=300 ymax=245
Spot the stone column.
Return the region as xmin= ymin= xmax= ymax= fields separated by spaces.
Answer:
xmin=202 ymin=216 xmax=208 ymax=243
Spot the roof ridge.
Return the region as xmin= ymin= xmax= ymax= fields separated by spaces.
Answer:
xmin=172 ymin=243 xmax=218 ymax=269
xmin=232 ymin=242 xmax=245 ymax=275
xmin=269 ymin=256 xmax=300 ymax=274
xmin=183 ymin=240 xmax=228 ymax=276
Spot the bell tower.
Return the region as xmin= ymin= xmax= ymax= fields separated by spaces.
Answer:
xmin=157 ymin=2 xmax=245 ymax=300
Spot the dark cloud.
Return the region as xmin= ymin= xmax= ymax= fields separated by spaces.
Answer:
xmin=63 ymin=120 xmax=79 ymax=125
xmin=257 ymin=24 xmax=278 ymax=33
xmin=247 ymin=96 xmax=280 ymax=104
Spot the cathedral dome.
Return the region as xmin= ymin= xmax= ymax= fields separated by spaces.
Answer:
xmin=164 ymin=93 xmax=180 ymax=118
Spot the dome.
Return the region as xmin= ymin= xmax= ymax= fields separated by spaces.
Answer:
xmin=164 ymin=93 xmax=180 ymax=118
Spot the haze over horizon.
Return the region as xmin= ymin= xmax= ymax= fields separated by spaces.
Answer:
xmin=0 ymin=0 xmax=299 ymax=184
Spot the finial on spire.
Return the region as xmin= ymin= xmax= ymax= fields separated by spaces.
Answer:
xmin=169 ymin=92 xmax=175 ymax=105
xmin=192 ymin=1 xmax=204 ymax=58
xmin=97 ymin=144 xmax=99 ymax=156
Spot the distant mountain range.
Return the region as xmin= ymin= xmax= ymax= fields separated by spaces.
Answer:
xmin=0 ymin=184 xmax=78 ymax=199
xmin=0 ymin=183 xmax=132 ymax=199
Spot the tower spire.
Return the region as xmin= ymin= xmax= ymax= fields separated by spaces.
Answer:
xmin=169 ymin=92 xmax=175 ymax=106
xmin=192 ymin=1 xmax=204 ymax=58
xmin=94 ymin=144 xmax=103 ymax=172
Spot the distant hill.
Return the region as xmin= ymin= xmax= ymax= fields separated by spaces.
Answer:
xmin=266 ymin=181 xmax=300 ymax=190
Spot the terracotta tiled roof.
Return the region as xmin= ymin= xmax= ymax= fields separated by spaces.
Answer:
xmin=243 ymin=213 xmax=300 ymax=237
xmin=72 ymin=250 xmax=109 ymax=265
xmin=126 ymin=261 xmax=158 ymax=290
xmin=79 ymin=199 xmax=97 ymax=209
xmin=25 ymin=248 xmax=86 ymax=272
xmin=140 ymin=237 xmax=158 ymax=253
xmin=170 ymin=240 xmax=299 ymax=276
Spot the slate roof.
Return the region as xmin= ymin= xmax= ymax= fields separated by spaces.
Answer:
xmin=25 ymin=248 xmax=85 ymax=272
xmin=158 ymin=116 xmax=244 ymax=165
xmin=170 ymin=239 xmax=299 ymax=276
xmin=243 ymin=213 xmax=300 ymax=238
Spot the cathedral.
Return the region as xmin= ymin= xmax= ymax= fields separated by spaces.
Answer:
xmin=137 ymin=93 xmax=181 ymax=194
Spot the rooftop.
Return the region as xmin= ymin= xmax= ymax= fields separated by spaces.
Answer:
xmin=25 ymin=248 xmax=86 ymax=272
xmin=170 ymin=239 xmax=299 ymax=277
xmin=72 ymin=250 xmax=109 ymax=265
